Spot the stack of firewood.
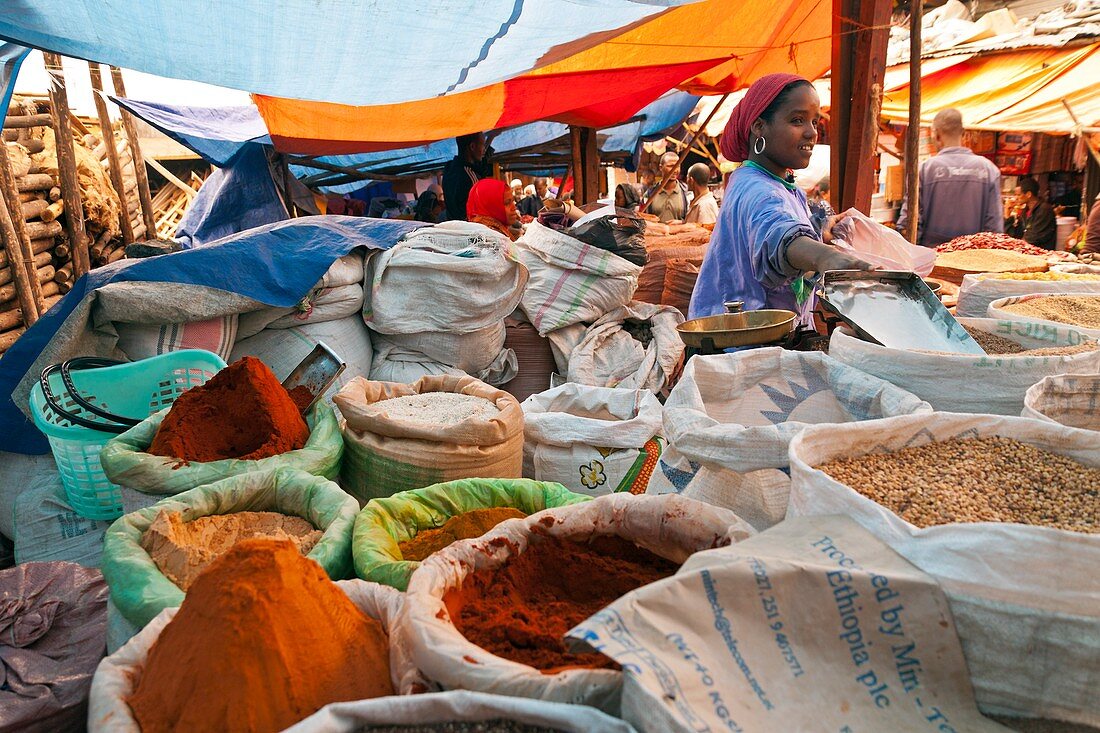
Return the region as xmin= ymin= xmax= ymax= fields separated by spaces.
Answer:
xmin=83 ymin=131 xmax=144 ymax=265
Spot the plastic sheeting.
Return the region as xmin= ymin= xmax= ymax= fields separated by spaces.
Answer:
xmin=110 ymin=98 xmax=269 ymax=166
xmin=0 ymin=1 xmax=693 ymax=105
xmin=0 ymin=42 xmax=29 ymax=130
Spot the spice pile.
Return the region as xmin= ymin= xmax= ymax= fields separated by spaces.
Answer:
xmin=935 ymin=232 xmax=1059 ymax=257
xmin=141 ymin=510 xmax=323 ymax=590
xmin=1000 ymin=296 xmax=1100 ymax=330
xmin=129 ymin=538 xmax=393 ymax=733
xmin=982 ymin=271 xmax=1100 ymax=282
xmin=961 ymin=325 xmax=1098 ymax=357
xmin=817 ymin=436 xmax=1099 ymax=532
xmin=399 ymin=507 xmax=526 ymax=561
xmin=447 ymin=535 xmax=678 ymax=671
xmin=149 ymin=357 xmax=309 ymax=462
xmin=372 ymin=393 xmax=500 ymax=426
xmin=361 ymin=723 xmax=566 ymax=733
xmin=934 ymin=249 xmax=1048 ymax=274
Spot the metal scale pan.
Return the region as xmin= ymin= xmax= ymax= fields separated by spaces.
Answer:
xmin=677 ymin=301 xmax=797 ymax=353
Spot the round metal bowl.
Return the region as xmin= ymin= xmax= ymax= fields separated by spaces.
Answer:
xmin=677 ymin=309 xmax=797 ymax=349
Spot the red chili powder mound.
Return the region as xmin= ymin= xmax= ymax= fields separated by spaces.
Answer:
xmin=287 ymin=384 xmax=314 ymax=413
xmin=445 ymin=535 xmax=678 ymax=673
xmin=149 ymin=356 xmax=309 ymax=462
xmin=129 ymin=538 xmax=394 ymax=733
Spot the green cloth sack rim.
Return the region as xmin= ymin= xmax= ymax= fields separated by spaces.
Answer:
xmin=353 ymin=477 xmax=590 ymax=591
xmin=99 ymin=402 xmax=344 ymax=494
xmin=101 ymin=465 xmax=359 ymax=628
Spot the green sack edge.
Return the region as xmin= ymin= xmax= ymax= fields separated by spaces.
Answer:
xmin=353 ymin=477 xmax=590 ymax=591
xmin=101 ymin=465 xmax=360 ymax=628
xmin=99 ymin=402 xmax=344 ymax=494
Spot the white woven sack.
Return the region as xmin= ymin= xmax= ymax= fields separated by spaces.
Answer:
xmin=652 ymin=349 xmax=930 ymax=530
xmin=365 ymin=221 xmax=527 ymax=336
xmin=787 ymin=412 xmax=1100 ymax=725
xmin=371 ymin=321 xmax=506 ymax=373
xmin=987 ymin=294 xmax=1100 ymax=338
xmin=565 ymin=301 xmax=685 ymax=393
xmin=285 ymin=691 xmax=637 ymax=733
xmin=1023 ymin=373 xmax=1100 ymax=430
xmin=516 ymin=221 xmax=641 ymax=335
xmin=369 ymin=348 xmax=518 ymax=386
xmin=957 ymin=273 xmax=1100 ymax=317
xmin=88 ymin=580 xmax=416 ymax=732
xmin=522 ymin=385 xmax=664 ymax=496
xmin=237 ymin=252 xmax=365 ymax=337
xmin=266 ymin=284 xmax=365 ymax=329
xmin=13 ymin=481 xmax=110 ymax=567
xmin=401 ymin=494 xmax=753 ymax=714
xmin=0 ymin=450 xmax=60 ymax=539
xmin=828 ymin=320 xmax=1100 ymax=415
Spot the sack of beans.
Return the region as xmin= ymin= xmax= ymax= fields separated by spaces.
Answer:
xmin=956 ymin=273 xmax=1100 ymax=318
xmin=284 ymin=690 xmax=635 ymax=733
xmin=0 ymin=562 xmax=108 ymax=733
xmin=521 ymin=384 xmax=665 ymax=496
xmin=399 ymin=494 xmax=753 ymax=713
xmin=563 ymin=301 xmax=685 ymax=393
xmin=787 ymin=412 xmax=1100 ymax=724
xmin=987 ymin=293 xmax=1100 ymax=338
xmin=652 ymin=349 xmax=930 ymax=530
xmin=364 ymin=222 xmax=527 ymax=336
xmin=335 ymin=375 xmax=524 ymax=504
xmin=515 ymin=221 xmax=642 ymax=335
xmin=353 ymin=478 xmax=589 ymax=591
xmin=101 ymin=466 xmax=359 ymax=631
xmin=1023 ymin=373 xmax=1100 ymax=431
xmin=660 ymin=257 xmax=702 ymax=316
xmin=828 ymin=319 xmax=1100 ymax=415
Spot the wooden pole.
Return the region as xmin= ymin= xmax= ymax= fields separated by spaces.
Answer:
xmin=0 ymin=143 xmax=42 ymax=324
xmin=88 ymin=62 xmax=135 ymax=244
xmin=43 ymin=52 xmax=91 ymax=277
xmin=569 ymin=126 xmax=585 ymax=205
xmin=903 ymin=0 xmax=923 ymax=244
xmin=108 ymin=66 xmax=157 ymax=238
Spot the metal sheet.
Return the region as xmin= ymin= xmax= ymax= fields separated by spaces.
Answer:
xmin=818 ymin=271 xmax=984 ymax=354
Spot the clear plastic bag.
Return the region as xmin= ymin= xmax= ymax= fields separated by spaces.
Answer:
xmin=831 ymin=208 xmax=936 ymax=275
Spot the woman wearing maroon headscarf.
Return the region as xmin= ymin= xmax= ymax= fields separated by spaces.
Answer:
xmin=466 ymin=178 xmax=520 ymax=241
xmin=690 ymin=74 xmax=873 ymax=325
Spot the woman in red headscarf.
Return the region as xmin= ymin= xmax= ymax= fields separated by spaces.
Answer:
xmin=690 ymin=74 xmax=873 ymax=325
xmin=466 ymin=178 xmax=520 ymax=240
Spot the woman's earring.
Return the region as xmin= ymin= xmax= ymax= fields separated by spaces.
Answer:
xmin=753 ymin=136 xmax=767 ymax=155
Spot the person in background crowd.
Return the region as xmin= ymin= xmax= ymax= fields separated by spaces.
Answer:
xmin=510 ymin=178 xmax=525 ymax=203
xmin=466 ymin=178 xmax=520 ymax=240
xmin=413 ymin=184 xmax=446 ymax=223
xmin=646 ymin=151 xmax=690 ymax=223
xmin=691 ymin=73 xmax=874 ymax=327
xmin=896 ymin=108 xmax=1003 ymax=247
xmin=614 ymin=182 xmax=642 ymax=210
xmin=1007 ymin=177 xmax=1057 ymax=249
xmin=518 ymin=184 xmax=542 ymax=218
xmin=1084 ymin=194 xmax=1100 ymax=255
xmin=442 ymin=132 xmax=492 ymax=221
xmin=534 ymin=177 xmax=551 ymax=200
xmin=684 ymin=163 xmax=719 ymax=225
xmin=637 ymin=167 xmax=656 ymax=201
xmin=806 ymin=174 xmax=835 ymax=234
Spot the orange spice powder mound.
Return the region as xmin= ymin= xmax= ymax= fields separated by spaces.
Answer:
xmin=129 ymin=538 xmax=394 ymax=733
xmin=445 ymin=535 xmax=677 ymax=673
xmin=149 ymin=356 xmax=309 ymax=462
xmin=399 ymin=507 xmax=527 ymax=561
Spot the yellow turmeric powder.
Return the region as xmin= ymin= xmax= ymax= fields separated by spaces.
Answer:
xmin=399 ymin=507 xmax=526 ymax=561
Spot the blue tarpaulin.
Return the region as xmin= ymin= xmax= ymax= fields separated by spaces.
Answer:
xmin=0 ymin=216 xmax=421 ymax=454
xmin=0 ymin=42 xmax=29 ymax=129
xmin=111 ymin=98 xmax=269 ymax=167
xmin=0 ymin=1 xmax=694 ymax=106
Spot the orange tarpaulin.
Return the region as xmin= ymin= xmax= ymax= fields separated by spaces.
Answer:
xmin=256 ymin=0 xmax=833 ymax=154
xmin=880 ymin=43 xmax=1100 ymax=132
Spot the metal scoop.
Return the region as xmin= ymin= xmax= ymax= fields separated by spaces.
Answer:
xmin=282 ymin=343 xmax=346 ymax=413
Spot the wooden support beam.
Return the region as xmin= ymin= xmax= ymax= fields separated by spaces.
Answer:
xmin=88 ymin=62 xmax=135 ymax=244
xmin=903 ymin=1 xmax=923 ymax=244
xmin=43 ymin=52 xmax=91 ymax=278
xmin=0 ymin=143 xmax=42 ymax=324
xmin=580 ymin=127 xmax=600 ymax=206
xmin=108 ymin=67 xmax=157 ymax=238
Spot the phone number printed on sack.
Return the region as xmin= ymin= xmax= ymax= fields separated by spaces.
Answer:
xmin=749 ymin=557 xmax=805 ymax=679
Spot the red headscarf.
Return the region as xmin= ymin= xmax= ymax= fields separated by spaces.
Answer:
xmin=466 ymin=178 xmax=510 ymax=225
xmin=720 ymin=73 xmax=808 ymax=163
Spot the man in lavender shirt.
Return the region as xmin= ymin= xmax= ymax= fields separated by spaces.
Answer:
xmin=897 ymin=108 xmax=1004 ymax=247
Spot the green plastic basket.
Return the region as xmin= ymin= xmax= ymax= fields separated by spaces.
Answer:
xmin=29 ymin=349 xmax=227 ymax=520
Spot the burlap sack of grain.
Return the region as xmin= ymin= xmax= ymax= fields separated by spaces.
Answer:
xmin=634 ymin=231 xmax=709 ymax=304
xmin=828 ymin=320 xmax=1100 ymax=415
xmin=1022 ymin=373 xmax=1100 ymax=431
xmin=515 ymin=221 xmax=642 ymax=335
xmin=334 ymin=375 xmax=524 ymax=504
xmin=787 ymin=412 xmax=1100 ymax=725
xmin=651 ymin=349 xmax=930 ymax=530
xmin=100 ymin=466 xmax=359 ymax=630
xmin=564 ymin=301 xmax=685 ymax=393
xmin=88 ymin=579 xmax=417 ymax=733
xmin=364 ymin=221 xmax=527 ymax=336
xmin=957 ymin=273 xmax=1100 ymax=317
xmin=987 ymin=294 xmax=1100 ymax=338
xmin=521 ymin=384 xmax=665 ymax=497
xmin=399 ymin=494 xmax=753 ymax=714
